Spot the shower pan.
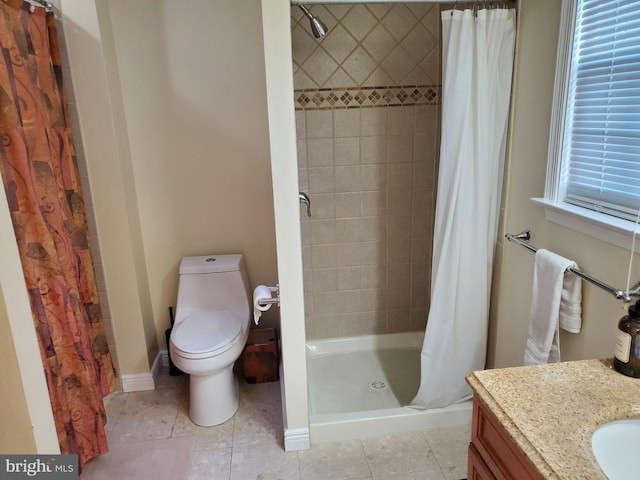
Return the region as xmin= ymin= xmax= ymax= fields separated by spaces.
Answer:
xmin=306 ymin=332 xmax=471 ymax=442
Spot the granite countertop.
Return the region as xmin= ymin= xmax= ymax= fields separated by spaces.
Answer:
xmin=466 ymin=359 xmax=640 ymax=479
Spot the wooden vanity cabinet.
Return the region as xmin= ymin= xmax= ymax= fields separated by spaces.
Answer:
xmin=468 ymin=396 xmax=544 ymax=480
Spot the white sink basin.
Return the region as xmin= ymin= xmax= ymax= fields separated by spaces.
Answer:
xmin=591 ymin=418 xmax=640 ymax=480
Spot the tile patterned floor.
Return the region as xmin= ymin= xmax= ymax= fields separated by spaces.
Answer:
xmin=80 ymin=367 xmax=470 ymax=479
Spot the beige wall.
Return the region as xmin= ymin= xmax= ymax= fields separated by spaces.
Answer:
xmin=488 ymin=0 xmax=640 ymax=368
xmin=0 ymin=177 xmax=58 ymax=452
xmin=54 ymin=1 xmax=119 ymax=378
xmin=60 ymin=0 xmax=152 ymax=379
xmin=262 ymin=0 xmax=310 ymax=448
xmin=104 ymin=0 xmax=278 ymax=356
xmin=0 ymin=288 xmax=37 ymax=453
xmin=61 ymin=0 xmax=280 ymax=382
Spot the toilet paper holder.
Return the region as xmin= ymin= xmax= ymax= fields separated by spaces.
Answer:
xmin=257 ymin=284 xmax=280 ymax=307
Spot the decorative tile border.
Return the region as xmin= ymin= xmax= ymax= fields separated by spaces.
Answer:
xmin=294 ymin=85 xmax=441 ymax=110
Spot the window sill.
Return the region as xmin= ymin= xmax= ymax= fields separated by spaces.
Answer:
xmin=531 ymin=198 xmax=640 ymax=251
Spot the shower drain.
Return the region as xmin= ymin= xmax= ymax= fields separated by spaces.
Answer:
xmin=368 ymin=380 xmax=389 ymax=391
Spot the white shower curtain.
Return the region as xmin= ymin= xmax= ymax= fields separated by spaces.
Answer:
xmin=410 ymin=8 xmax=516 ymax=409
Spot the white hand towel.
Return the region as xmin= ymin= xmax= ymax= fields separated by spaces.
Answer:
xmin=559 ymin=268 xmax=582 ymax=333
xmin=523 ymin=249 xmax=582 ymax=366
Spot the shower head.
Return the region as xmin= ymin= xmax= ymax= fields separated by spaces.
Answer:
xmin=298 ymin=4 xmax=328 ymax=38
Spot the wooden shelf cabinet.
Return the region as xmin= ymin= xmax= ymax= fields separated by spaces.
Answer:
xmin=468 ymin=396 xmax=544 ymax=480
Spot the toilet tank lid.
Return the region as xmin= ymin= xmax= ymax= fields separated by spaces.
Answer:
xmin=179 ymin=254 xmax=243 ymax=274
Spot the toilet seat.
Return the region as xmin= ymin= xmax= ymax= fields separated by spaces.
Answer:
xmin=171 ymin=310 xmax=243 ymax=359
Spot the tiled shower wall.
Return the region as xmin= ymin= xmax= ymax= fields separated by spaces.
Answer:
xmin=293 ymin=4 xmax=441 ymax=339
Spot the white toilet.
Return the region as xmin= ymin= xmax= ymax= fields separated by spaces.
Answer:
xmin=169 ymin=254 xmax=251 ymax=426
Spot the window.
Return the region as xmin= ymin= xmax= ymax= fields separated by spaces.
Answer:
xmin=537 ymin=0 xmax=640 ymax=246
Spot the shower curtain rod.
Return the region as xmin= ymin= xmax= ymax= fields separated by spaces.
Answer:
xmin=27 ymin=0 xmax=52 ymax=11
xmin=291 ymin=0 xmax=515 ymax=4
xmin=506 ymin=229 xmax=640 ymax=303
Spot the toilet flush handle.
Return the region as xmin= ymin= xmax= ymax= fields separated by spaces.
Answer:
xmin=299 ymin=192 xmax=311 ymax=218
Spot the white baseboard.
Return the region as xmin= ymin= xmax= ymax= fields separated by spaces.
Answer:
xmin=121 ymin=372 xmax=155 ymax=392
xmin=283 ymin=427 xmax=310 ymax=451
xmin=120 ymin=351 xmax=164 ymax=392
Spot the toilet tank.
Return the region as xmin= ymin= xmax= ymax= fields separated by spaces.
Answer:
xmin=176 ymin=254 xmax=251 ymax=321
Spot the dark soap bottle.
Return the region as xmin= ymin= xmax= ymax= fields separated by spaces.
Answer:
xmin=614 ymin=299 xmax=640 ymax=378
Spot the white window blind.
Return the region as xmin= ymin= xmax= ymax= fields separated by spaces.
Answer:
xmin=562 ymin=0 xmax=640 ymax=221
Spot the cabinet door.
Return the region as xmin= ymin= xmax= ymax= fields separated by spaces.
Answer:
xmin=468 ymin=442 xmax=496 ymax=480
xmin=472 ymin=397 xmax=543 ymax=480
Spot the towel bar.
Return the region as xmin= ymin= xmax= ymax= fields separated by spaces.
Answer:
xmin=506 ymin=229 xmax=640 ymax=303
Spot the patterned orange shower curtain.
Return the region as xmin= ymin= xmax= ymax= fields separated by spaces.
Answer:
xmin=0 ymin=0 xmax=116 ymax=469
